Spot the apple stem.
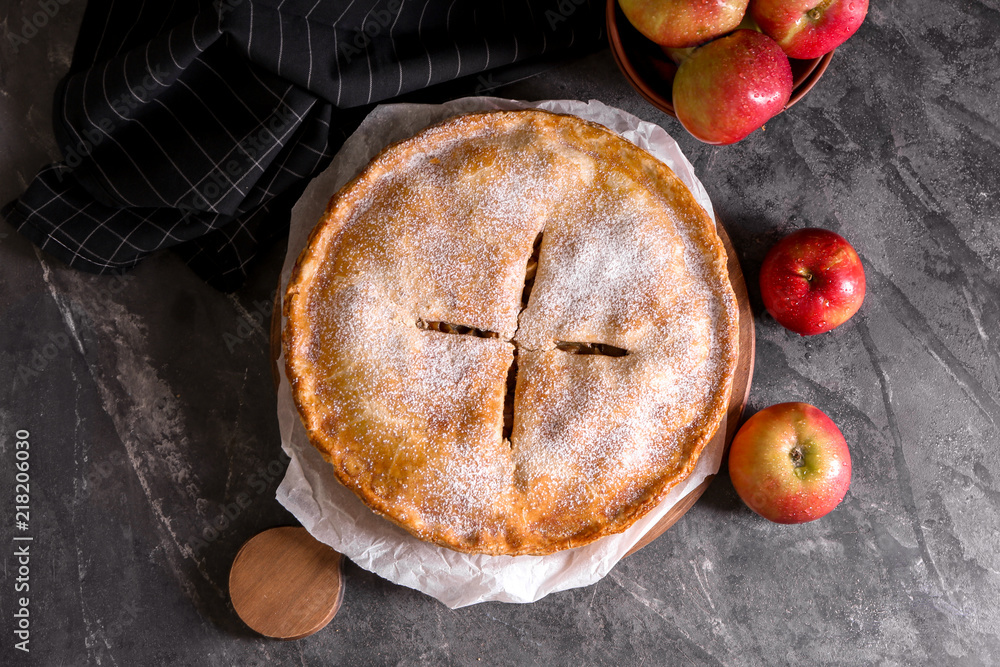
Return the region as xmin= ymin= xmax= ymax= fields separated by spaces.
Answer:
xmin=807 ymin=0 xmax=837 ymax=22
xmin=790 ymin=446 xmax=806 ymax=467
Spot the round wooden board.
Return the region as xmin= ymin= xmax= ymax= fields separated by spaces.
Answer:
xmin=230 ymin=527 xmax=344 ymax=639
xmin=269 ymin=218 xmax=754 ymax=558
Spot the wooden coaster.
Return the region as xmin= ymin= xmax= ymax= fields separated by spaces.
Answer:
xmin=229 ymin=527 xmax=344 ymax=639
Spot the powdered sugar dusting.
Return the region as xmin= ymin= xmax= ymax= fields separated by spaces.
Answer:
xmin=324 ymin=115 xmax=592 ymax=339
xmin=515 ymin=168 xmax=694 ymax=353
xmin=289 ymin=109 xmax=735 ymax=550
xmin=300 ymin=277 xmax=514 ymax=538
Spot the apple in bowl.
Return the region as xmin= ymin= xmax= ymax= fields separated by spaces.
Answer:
xmin=728 ymin=402 xmax=851 ymax=524
xmin=619 ymin=0 xmax=751 ymax=48
xmin=672 ymin=29 xmax=793 ymax=144
xmin=751 ymin=0 xmax=869 ymax=59
xmin=759 ymin=227 xmax=865 ymax=335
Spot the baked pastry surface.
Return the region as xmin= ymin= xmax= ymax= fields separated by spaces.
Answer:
xmin=284 ymin=109 xmax=739 ymax=556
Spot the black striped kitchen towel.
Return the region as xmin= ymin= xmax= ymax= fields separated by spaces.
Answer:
xmin=4 ymin=0 xmax=605 ymax=290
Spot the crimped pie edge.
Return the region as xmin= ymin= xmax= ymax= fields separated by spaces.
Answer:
xmin=283 ymin=109 xmax=740 ymax=556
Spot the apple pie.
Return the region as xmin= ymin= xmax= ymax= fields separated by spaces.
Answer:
xmin=283 ymin=109 xmax=739 ymax=556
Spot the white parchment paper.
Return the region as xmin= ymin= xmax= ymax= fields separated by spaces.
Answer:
xmin=275 ymin=97 xmax=720 ymax=608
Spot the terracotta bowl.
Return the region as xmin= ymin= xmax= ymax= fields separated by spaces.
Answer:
xmin=607 ymin=0 xmax=834 ymax=119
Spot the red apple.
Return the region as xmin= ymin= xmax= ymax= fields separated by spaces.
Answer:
xmin=728 ymin=402 xmax=851 ymax=524
xmin=619 ymin=0 xmax=751 ymax=48
xmin=672 ymin=30 xmax=792 ymax=145
xmin=759 ymin=228 xmax=865 ymax=335
xmin=750 ymin=0 xmax=869 ymax=59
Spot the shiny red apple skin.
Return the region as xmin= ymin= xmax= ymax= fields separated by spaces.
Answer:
xmin=728 ymin=402 xmax=851 ymax=524
xmin=619 ymin=0 xmax=751 ymax=48
xmin=750 ymin=0 xmax=869 ymax=59
xmin=759 ymin=228 xmax=865 ymax=335
xmin=672 ymin=30 xmax=792 ymax=145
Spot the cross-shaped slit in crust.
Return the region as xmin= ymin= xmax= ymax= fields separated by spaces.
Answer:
xmin=413 ymin=231 xmax=630 ymax=442
xmin=554 ymin=341 xmax=628 ymax=357
xmin=415 ymin=319 xmax=500 ymax=338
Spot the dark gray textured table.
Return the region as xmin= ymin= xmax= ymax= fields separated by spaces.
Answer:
xmin=2 ymin=2 xmax=999 ymax=665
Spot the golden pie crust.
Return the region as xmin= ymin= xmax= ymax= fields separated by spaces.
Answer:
xmin=284 ymin=109 xmax=739 ymax=556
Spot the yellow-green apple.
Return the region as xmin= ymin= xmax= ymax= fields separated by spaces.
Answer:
xmin=750 ymin=0 xmax=869 ymax=59
xmin=728 ymin=402 xmax=851 ymax=524
xmin=759 ymin=228 xmax=865 ymax=335
xmin=619 ymin=0 xmax=751 ymax=48
xmin=672 ymin=30 xmax=792 ymax=145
